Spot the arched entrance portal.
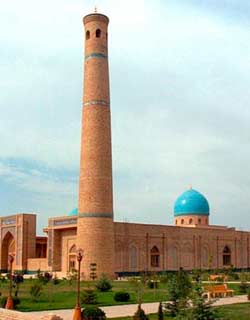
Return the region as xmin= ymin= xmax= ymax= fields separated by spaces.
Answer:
xmin=1 ymin=231 xmax=15 ymax=271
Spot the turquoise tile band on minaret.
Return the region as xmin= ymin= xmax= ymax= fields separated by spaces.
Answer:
xmin=85 ymin=52 xmax=107 ymax=60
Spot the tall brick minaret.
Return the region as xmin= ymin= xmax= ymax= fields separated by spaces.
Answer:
xmin=77 ymin=12 xmax=114 ymax=279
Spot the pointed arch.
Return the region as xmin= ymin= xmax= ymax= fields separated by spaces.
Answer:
xmin=223 ymin=245 xmax=231 ymax=266
xmin=150 ymin=246 xmax=160 ymax=267
xmin=69 ymin=244 xmax=76 ymax=254
xmin=1 ymin=231 xmax=15 ymax=271
xmin=68 ymin=244 xmax=76 ymax=271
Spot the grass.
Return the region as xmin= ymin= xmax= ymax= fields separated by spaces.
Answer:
xmin=0 ymin=278 xmax=246 ymax=312
xmin=110 ymin=303 xmax=250 ymax=320
xmin=0 ymin=279 xmax=168 ymax=311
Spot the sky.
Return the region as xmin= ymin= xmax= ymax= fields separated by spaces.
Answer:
xmin=1 ymin=0 xmax=250 ymax=234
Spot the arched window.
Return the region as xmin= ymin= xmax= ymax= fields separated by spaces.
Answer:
xmin=223 ymin=246 xmax=231 ymax=266
xmin=96 ymin=29 xmax=101 ymax=38
xmin=130 ymin=246 xmax=137 ymax=269
xmin=175 ymin=220 xmax=177 ymax=225
xmin=68 ymin=244 xmax=76 ymax=271
xmin=86 ymin=30 xmax=90 ymax=40
xmin=189 ymin=218 xmax=193 ymax=224
xmin=198 ymin=218 xmax=201 ymax=224
xmin=151 ymin=246 xmax=160 ymax=267
xmin=181 ymin=219 xmax=184 ymax=224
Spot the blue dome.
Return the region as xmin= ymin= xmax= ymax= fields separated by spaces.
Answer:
xmin=174 ymin=189 xmax=209 ymax=216
xmin=68 ymin=208 xmax=78 ymax=216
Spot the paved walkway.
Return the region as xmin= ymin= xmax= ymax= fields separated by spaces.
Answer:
xmin=27 ymin=295 xmax=249 ymax=320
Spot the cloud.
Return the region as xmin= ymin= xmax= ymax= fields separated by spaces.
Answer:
xmin=0 ymin=0 xmax=250 ymax=232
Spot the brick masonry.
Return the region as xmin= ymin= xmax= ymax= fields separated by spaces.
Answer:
xmin=77 ymin=13 xmax=115 ymax=279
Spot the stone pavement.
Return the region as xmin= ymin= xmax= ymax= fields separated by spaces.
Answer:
xmin=24 ymin=295 xmax=249 ymax=320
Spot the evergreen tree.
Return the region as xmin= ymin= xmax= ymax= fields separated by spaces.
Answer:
xmin=191 ymin=274 xmax=218 ymax=320
xmin=164 ymin=269 xmax=191 ymax=317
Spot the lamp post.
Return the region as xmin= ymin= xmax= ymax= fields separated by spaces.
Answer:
xmin=5 ymin=254 xmax=14 ymax=309
xmin=73 ymin=248 xmax=83 ymax=320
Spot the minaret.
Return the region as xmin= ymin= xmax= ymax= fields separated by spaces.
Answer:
xmin=77 ymin=11 xmax=114 ymax=279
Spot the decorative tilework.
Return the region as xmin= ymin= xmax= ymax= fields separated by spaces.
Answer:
xmin=84 ymin=100 xmax=109 ymax=107
xmin=2 ymin=218 xmax=16 ymax=225
xmin=174 ymin=189 xmax=209 ymax=216
xmin=78 ymin=212 xmax=113 ymax=218
xmin=53 ymin=219 xmax=77 ymax=226
xmin=85 ymin=52 xmax=107 ymax=60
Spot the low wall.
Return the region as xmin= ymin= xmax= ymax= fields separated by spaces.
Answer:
xmin=27 ymin=258 xmax=48 ymax=271
xmin=0 ymin=308 xmax=63 ymax=320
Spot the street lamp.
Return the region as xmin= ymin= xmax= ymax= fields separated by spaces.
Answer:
xmin=5 ymin=254 xmax=14 ymax=309
xmin=73 ymin=248 xmax=83 ymax=320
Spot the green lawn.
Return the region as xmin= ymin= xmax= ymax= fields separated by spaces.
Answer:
xmin=110 ymin=303 xmax=250 ymax=320
xmin=0 ymin=278 xmax=246 ymax=312
xmin=0 ymin=279 xmax=168 ymax=311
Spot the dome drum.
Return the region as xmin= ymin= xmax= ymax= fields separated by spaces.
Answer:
xmin=175 ymin=215 xmax=209 ymax=227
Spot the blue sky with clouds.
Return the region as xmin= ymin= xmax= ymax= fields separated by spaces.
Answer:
xmin=1 ymin=0 xmax=250 ymax=234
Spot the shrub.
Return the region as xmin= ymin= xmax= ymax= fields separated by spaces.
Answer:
xmin=52 ymin=274 xmax=60 ymax=285
xmin=30 ymin=283 xmax=43 ymax=302
xmin=82 ymin=306 xmax=106 ymax=320
xmin=13 ymin=296 xmax=20 ymax=307
xmin=239 ymin=281 xmax=249 ymax=294
xmin=67 ymin=269 xmax=77 ymax=285
xmin=13 ymin=272 xmax=24 ymax=297
xmin=0 ymin=296 xmax=7 ymax=308
xmin=81 ymin=289 xmax=98 ymax=305
xmin=133 ymin=304 xmax=149 ymax=320
xmin=158 ymin=302 xmax=164 ymax=320
xmin=36 ymin=269 xmax=52 ymax=284
xmin=95 ymin=274 xmax=112 ymax=292
xmin=114 ymin=291 xmax=130 ymax=302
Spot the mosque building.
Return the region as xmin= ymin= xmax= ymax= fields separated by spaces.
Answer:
xmin=1 ymin=11 xmax=250 ymax=278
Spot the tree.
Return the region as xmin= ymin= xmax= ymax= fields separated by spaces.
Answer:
xmin=81 ymin=288 xmax=98 ymax=305
xmin=133 ymin=304 xmax=149 ymax=320
xmin=164 ymin=268 xmax=192 ymax=317
xmin=129 ymin=276 xmax=146 ymax=304
xmin=191 ymin=273 xmax=218 ymax=320
xmin=82 ymin=306 xmax=106 ymax=320
xmin=95 ymin=274 xmax=113 ymax=292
